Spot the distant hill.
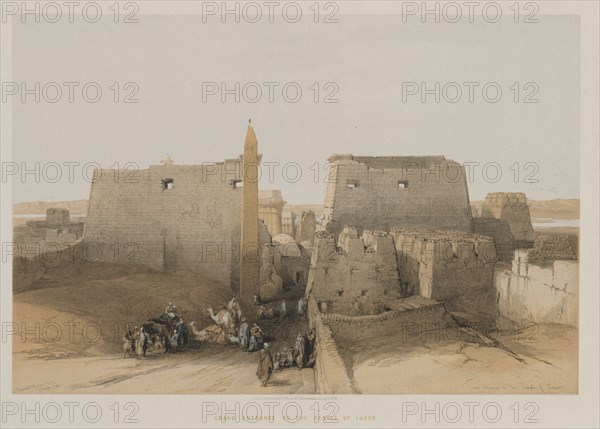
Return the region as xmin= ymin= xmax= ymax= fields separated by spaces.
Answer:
xmin=471 ymin=199 xmax=579 ymax=220
xmin=283 ymin=200 xmax=580 ymax=221
xmin=13 ymin=199 xmax=89 ymax=215
xmin=13 ymin=198 xmax=579 ymax=220
xmin=527 ymin=199 xmax=579 ymax=219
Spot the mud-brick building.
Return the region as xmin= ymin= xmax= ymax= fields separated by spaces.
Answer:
xmin=322 ymin=155 xmax=473 ymax=238
xmin=84 ymin=157 xmax=269 ymax=289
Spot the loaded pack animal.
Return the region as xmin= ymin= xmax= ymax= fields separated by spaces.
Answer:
xmin=147 ymin=313 xmax=180 ymax=334
xmin=144 ymin=308 xmax=191 ymax=352
xmin=189 ymin=321 xmax=229 ymax=344
xmin=142 ymin=321 xmax=171 ymax=352
xmin=206 ymin=297 xmax=243 ymax=338
xmin=206 ymin=307 xmax=236 ymax=337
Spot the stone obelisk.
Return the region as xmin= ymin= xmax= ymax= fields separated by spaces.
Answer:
xmin=240 ymin=119 xmax=260 ymax=304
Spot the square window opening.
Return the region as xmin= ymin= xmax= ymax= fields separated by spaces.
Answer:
xmin=346 ymin=180 xmax=359 ymax=189
xmin=161 ymin=178 xmax=174 ymax=191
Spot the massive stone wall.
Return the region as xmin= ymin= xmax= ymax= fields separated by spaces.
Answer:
xmin=307 ymin=296 xmax=355 ymax=394
xmin=390 ymin=228 xmax=497 ymax=313
xmin=324 ymin=297 xmax=454 ymax=344
xmin=84 ymin=161 xmax=246 ymax=287
xmin=306 ymin=227 xmax=400 ymax=316
xmin=495 ymin=247 xmax=578 ymax=326
xmin=322 ymin=155 xmax=473 ymax=238
xmin=481 ymin=192 xmax=535 ymax=243
xmin=472 ymin=217 xmax=515 ymax=262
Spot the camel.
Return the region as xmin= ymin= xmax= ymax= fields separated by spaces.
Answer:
xmin=206 ymin=307 xmax=236 ymax=337
xmin=188 ymin=321 xmax=203 ymax=340
xmin=189 ymin=321 xmax=231 ymax=344
xmin=200 ymin=297 xmax=244 ymax=344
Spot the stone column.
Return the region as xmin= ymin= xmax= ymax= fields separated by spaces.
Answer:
xmin=258 ymin=190 xmax=286 ymax=237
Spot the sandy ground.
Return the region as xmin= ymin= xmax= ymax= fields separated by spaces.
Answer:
xmin=13 ymin=340 xmax=315 ymax=394
xmin=336 ymin=323 xmax=577 ymax=394
xmin=12 ymin=263 xmax=315 ymax=394
xmin=12 ymin=256 xmax=578 ymax=395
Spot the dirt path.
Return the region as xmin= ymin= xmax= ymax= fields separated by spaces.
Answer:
xmin=13 ymin=342 xmax=315 ymax=394
xmin=12 ymin=265 xmax=315 ymax=394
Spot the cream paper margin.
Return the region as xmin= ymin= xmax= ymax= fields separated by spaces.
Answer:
xmin=0 ymin=1 xmax=598 ymax=428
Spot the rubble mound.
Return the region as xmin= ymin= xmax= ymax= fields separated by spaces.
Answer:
xmin=13 ymin=262 xmax=235 ymax=354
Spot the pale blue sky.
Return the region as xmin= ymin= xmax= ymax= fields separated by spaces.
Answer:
xmin=11 ymin=14 xmax=579 ymax=203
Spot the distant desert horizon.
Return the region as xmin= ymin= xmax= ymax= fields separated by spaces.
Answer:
xmin=13 ymin=198 xmax=580 ymax=220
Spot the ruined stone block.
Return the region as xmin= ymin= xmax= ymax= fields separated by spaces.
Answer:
xmin=307 ymin=228 xmax=400 ymax=316
xmin=480 ymin=192 xmax=535 ymax=243
xmin=46 ymin=208 xmax=70 ymax=227
xmin=390 ymin=228 xmax=497 ymax=311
